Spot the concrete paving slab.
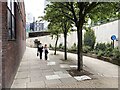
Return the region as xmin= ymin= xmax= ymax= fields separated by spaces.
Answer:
xmin=27 ymin=81 xmax=45 ymax=88
xmin=20 ymin=62 xmax=28 ymax=67
xmin=54 ymin=71 xmax=63 ymax=75
xmin=59 ymin=77 xmax=77 ymax=83
xmin=11 ymin=83 xmax=26 ymax=88
xmin=53 ymin=68 xmax=65 ymax=71
xmin=74 ymin=75 xmax=91 ymax=81
xmin=60 ymin=64 xmax=70 ymax=68
xmin=19 ymin=65 xmax=29 ymax=69
xmin=30 ymin=76 xmax=46 ymax=82
xmin=70 ymin=65 xmax=77 ymax=68
xmin=58 ymin=73 xmax=72 ymax=78
xmin=70 ymin=65 xmax=85 ymax=68
xmin=18 ymin=67 xmax=29 ymax=72
xmin=46 ymin=75 xmax=60 ymax=80
xmin=19 ymin=61 xmax=29 ymax=67
xmin=30 ymin=68 xmax=41 ymax=71
xmin=51 ymin=66 xmax=64 ymax=71
xmin=12 ymin=78 xmax=30 ymax=85
xmin=15 ymin=72 xmax=28 ymax=79
xmin=42 ymin=69 xmax=54 ymax=73
xmin=42 ymin=72 xmax=54 ymax=76
xmin=11 ymin=47 xmax=118 ymax=88
xmin=53 ymin=70 xmax=68 ymax=74
xmin=47 ymin=62 xmax=56 ymax=65
xmin=61 ymin=70 xmax=69 ymax=74
xmin=39 ymin=67 xmax=51 ymax=70
xmin=30 ymin=65 xmax=40 ymax=69
xmin=29 ymin=61 xmax=43 ymax=65
xmin=29 ymin=69 xmax=42 ymax=73
xmin=45 ymin=79 xmax=62 ymax=85
xmin=28 ymin=72 xmax=42 ymax=77
xmin=30 ymin=63 xmax=42 ymax=67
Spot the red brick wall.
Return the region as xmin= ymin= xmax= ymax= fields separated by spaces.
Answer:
xmin=0 ymin=1 xmax=2 ymax=89
xmin=2 ymin=2 xmax=26 ymax=88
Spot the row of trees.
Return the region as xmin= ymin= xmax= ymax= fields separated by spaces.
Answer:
xmin=43 ymin=2 xmax=119 ymax=71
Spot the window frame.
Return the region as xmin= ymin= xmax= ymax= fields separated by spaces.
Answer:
xmin=7 ymin=0 xmax=16 ymax=41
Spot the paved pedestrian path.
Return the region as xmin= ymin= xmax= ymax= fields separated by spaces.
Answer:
xmin=11 ymin=47 xmax=118 ymax=88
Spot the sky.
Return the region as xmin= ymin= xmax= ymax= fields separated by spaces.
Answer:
xmin=24 ymin=0 xmax=45 ymax=22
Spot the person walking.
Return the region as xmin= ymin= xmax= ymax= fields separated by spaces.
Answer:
xmin=44 ymin=44 xmax=49 ymax=60
xmin=37 ymin=42 xmax=43 ymax=59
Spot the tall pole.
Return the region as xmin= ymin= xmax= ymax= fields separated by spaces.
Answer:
xmin=113 ymin=40 xmax=114 ymax=49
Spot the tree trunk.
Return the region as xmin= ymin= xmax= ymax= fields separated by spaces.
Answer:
xmin=64 ymin=30 xmax=67 ymax=60
xmin=54 ymin=35 xmax=59 ymax=55
xmin=77 ymin=21 xmax=83 ymax=71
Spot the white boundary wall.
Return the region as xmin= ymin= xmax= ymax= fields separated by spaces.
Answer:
xmin=27 ymin=20 xmax=119 ymax=48
xmin=93 ymin=20 xmax=119 ymax=47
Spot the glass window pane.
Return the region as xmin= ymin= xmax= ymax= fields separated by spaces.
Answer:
xmin=12 ymin=0 xmax=14 ymax=15
xmin=7 ymin=0 xmax=11 ymax=9
xmin=12 ymin=16 xmax=15 ymax=39
xmin=7 ymin=9 xmax=12 ymax=39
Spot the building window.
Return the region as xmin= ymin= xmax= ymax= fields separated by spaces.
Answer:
xmin=7 ymin=0 xmax=16 ymax=40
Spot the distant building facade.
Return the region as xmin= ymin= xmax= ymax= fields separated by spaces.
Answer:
xmin=0 ymin=0 xmax=26 ymax=88
xmin=28 ymin=19 xmax=119 ymax=49
xmin=34 ymin=22 xmax=44 ymax=31
xmin=30 ymin=22 xmax=35 ymax=31
xmin=26 ymin=22 xmax=30 ymax=32
xmin=30 ymin=21 xmax=44 ymax=32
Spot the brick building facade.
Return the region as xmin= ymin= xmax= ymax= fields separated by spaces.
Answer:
xmin=0 ymin=2 xmax=2 ymax=89
xmin=0 ymin=0 xmax=26 ymax=88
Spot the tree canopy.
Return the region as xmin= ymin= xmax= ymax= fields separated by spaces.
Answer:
xmin=43 ymin=1 xmax=119 ymax=71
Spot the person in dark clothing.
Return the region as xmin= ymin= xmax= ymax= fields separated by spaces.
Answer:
xmin=44 ymin=44 xmax=49 ymax=60
xmin=37 ymin=42 xmax=43 ymax=59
